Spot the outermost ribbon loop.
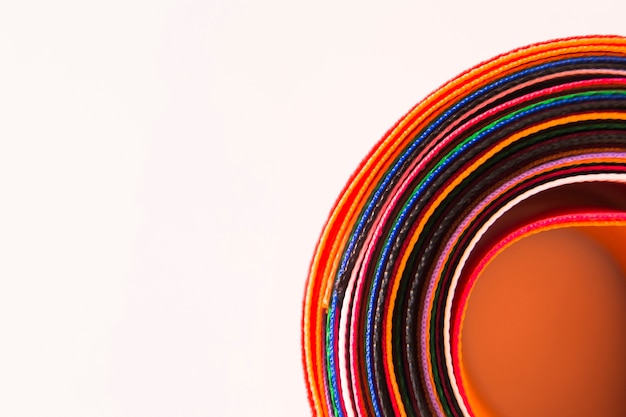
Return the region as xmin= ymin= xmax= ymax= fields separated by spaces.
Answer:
xmin=302 ymin=35 xmax=626 ymax=417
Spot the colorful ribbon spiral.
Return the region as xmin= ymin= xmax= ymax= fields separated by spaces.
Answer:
xmin=302 ymin=35 xmax=626 ymax=417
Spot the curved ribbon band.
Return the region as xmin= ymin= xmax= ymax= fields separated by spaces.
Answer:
xmin=302 ymin=35 xmax=626 ymax=417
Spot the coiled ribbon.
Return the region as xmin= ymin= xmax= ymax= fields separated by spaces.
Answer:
xmin=302 ymin=35 xmax=626 ymax=417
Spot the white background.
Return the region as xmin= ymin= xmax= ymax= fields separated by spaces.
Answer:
xmin=0 ymin=1 xmax=625 ymax=416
